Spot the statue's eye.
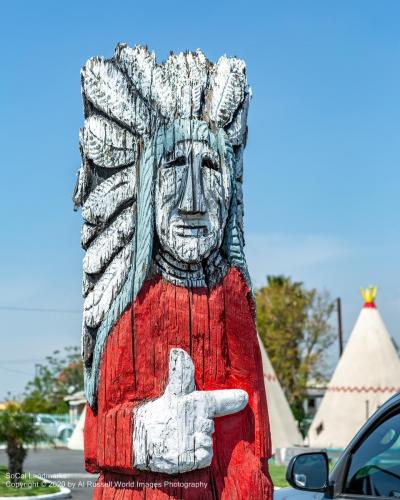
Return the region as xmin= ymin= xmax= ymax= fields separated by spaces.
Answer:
xmin=202 ymin=157 xmax=219 ymax=171
xmin=165 ymin=155 xmax=186 ymax=168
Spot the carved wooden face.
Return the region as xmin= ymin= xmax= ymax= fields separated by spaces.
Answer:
xmin=155 ymin=139 xmax=232 ymax=264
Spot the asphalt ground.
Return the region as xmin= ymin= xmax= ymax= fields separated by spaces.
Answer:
xmin=0 ymin=448 xmax=95 ymax=500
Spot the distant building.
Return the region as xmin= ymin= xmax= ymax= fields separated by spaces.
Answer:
xmin=304 ymin=379 xmax=327 ymax=419
xmin=64 ymin=390 xmax=86 ymax=450
xmin=258 ymin=336 xmax=303 ymax=451
xmin=64 ymin=390 xmax=85 ymax=424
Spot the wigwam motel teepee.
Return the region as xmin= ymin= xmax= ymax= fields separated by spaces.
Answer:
xmin=258 ymin=336 xmax=302 ymax=451
xmin=307 ymin=286 xmax=400 ymax=448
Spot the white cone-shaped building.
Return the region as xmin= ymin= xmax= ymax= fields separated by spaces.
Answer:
xmin=307 ymin=287 xmax=400 ymax=449
xmin=258 ymin=335 xmax=302 ymax=451
xmin=68 ymin=406 xmax=85 ymax=450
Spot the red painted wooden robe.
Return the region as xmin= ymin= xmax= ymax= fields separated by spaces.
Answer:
xmin=84 ymin=268 xmax=273 ymax=499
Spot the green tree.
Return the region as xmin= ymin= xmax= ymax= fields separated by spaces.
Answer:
xmin=256 ymin=276 xmax=335 ymax=424
xmin=0 ymin=403 xmax=48 ymax=480
xmin=22 ymin=346 xmax=83 ymax=414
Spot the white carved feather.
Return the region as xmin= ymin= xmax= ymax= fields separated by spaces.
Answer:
xmin=207 ymin=56 xmax=246 ymax=128
xmin=73 ymin=161 xmax=91 ymax=207
xmin=82 ymin=272 xmax=95 ymax=297
xmin=151 ymin=64 xmax=175 ymax=118
xmin=115 ymin=44 xmax=156 ymax=103
xmin=164 ymin=53 xmax=191 ymax=119
xmin=81 ymin=57 xmax=151 ymax=135
xmin=113 ymin=47 xmax=212 ymax=122
xmin=82 ymin=169 xmax=135 ymax=225
xmin=81 ymin=222 xmax=98 ymax=249
xmin=161 ymin=51 xmax=210 ymax=120
xmin=225 ymin=91 xmax=250 ymax=146
xmin=80 ymin=115 xmax=137 ymax=168
xmin=83 ymin=206 xmax=135 ymax=275
xmin=83 ymin=243 xmax=132 ymax=328
xmin=187 ymin=50 xmax=209 ymax=118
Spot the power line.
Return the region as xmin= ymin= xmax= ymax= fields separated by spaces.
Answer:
xmin=0 ymin=306 xmax=81 ymax=314
xmin=0 ymin=358 xmax=45 ymax=364
xmin=0 ymin=365 xmax=33 ymax=376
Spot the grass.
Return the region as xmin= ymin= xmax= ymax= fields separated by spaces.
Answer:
xmin=269 ymin=462 xmax=289 ymax=488
xmin=0 ymin=466 xmax=60 ymax=497
xmin=269 ymin=457 xmax=338 ymax=489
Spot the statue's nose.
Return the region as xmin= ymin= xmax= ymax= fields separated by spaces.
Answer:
xmin=178 ymin=159 xmax=206 ymax=216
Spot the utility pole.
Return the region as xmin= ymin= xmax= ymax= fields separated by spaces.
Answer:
xmin=365 ymin=400 xmax=370 ymax=420
xmin=337 ymin=297 xmax=344 ymax=357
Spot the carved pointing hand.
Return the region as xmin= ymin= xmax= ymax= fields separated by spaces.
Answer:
xmin=133 ymin=348 xmax=248 ymax=474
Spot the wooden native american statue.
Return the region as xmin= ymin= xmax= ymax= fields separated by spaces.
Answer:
xmin=73 ymin=43 xmax=273 ymax=499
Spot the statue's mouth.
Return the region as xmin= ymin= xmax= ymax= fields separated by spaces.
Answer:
xmin=175 ymin=225 xmax=208 ymax=237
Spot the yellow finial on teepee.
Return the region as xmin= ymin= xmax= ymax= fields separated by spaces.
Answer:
xmin=360 ymin=285 xmax=378 ymax=305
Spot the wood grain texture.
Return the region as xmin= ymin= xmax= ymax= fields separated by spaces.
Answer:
xmin=81 ymin=57 xmax=151 ymax=135
xmin=83 ymin=243 xmax=132 ymax=328
xmin=75 ymin=43 xmax=272 ymax=499
xmin=83 ymin=207 xmax=135 ymax=276
xmin=85 ymin=268 xmax=272 ymax=498
xmin=80 ymin=115 xmax=137 ymax=168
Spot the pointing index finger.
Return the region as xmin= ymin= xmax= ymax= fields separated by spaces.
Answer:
xmin=206 ymin=389 xmax=248 ymax=418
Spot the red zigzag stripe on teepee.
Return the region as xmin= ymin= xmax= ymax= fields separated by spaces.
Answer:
xmin=327 ymin=386 xmax=400 ymax=394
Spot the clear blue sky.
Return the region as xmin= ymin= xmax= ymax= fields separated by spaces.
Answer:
xmin=1 ymin=0 xmax=399 ymax=398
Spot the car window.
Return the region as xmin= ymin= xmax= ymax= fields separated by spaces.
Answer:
xmin=344 ymin=412 xmax=400 ymax=497
xmin=40 ymin=416 xmax=55 ymax=424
